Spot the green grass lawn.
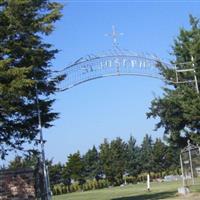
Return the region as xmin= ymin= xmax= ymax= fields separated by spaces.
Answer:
xmin=53 ymin=181 xmax=200 ymax=200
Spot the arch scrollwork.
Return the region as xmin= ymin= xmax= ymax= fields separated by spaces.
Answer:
xmin=57 ymin=49 xmax=172 ymax=91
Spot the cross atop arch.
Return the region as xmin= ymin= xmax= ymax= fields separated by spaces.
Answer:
xmin=105 ymin=25 xmax=124 ymax=47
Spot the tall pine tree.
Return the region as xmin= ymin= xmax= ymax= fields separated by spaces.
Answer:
xmin=0 ymin=0 xmax=64 ymax=158
xmin=139 ymin=134 xmax=153 ymax=174
xmin=83 ymin=145 xmax=102 ymax=180
xmin=148 ymin=15 xmax=200 ymax=147
xmin=65 ymin=151 xmax=85 ymax=182
xmin=152 ymin=138 xmax=167 ymax=175
xmin=126 ymin=135 xmax=141 ymax=177
xmin=99 ymin=138 xmax=127 ymax=185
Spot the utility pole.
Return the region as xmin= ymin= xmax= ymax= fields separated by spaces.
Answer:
xmin=191 ymin=56 xmax=199 ymax=94
xmin=187 ymin=140 xmax=195 ymax=185
xmin=35 ymin=83 xmax=52 ymax=200
xmin=198 ymin=145 xmax=200 ymax=155
xmin=180 ymin=154 xmax=185 ymax=187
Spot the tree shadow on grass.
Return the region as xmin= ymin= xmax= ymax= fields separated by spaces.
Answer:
xmin=112 ymin=191 xmax=176 ymax=200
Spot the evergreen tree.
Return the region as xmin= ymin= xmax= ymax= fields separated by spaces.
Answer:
xmin=8 ymin=154 xmax=39 ymax=169
xmin=110 ymin=137 xmax=128 ymax=184
xmin=65 ymin=151 xmax=85 ymax=182
xmin=83 ymin=145 xmax=102 ymax=180
xmin=147 ymin=15 xmax=200 ymax=147
xmin=99 ymin=138 xmax=127 ymax=185
xmin=126 ymin=135 xmax=141 ymax=177
xmin=0 ymin=0 xmax=64 ymax=158
xmin=99 ymin=139 xmax=112 ymax=181
xmin=139 ymin=134 xmax=154 ymax=174
xmin=48 ymin=162 xmax=64 ymax=186
xmin=62 ymin=165 xmax=71 ymax=189
xmin=164 ymin=145 xmax=180 ymax=173
xmin=152 ymin=138 xmax=168 ymax=175
xmin=8 ymin=156 xmax=25 ymax=169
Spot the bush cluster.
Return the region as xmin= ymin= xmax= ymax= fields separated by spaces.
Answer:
xmin=52 ymin=179 xmax=109 ymax=195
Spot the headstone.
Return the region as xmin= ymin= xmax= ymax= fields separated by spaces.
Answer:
xmin=147 ymin=174 xmax=150 ymax=191
xmin=178 ymin=187 xmax=190 ymax=195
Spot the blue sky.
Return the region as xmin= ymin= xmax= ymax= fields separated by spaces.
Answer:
xmin=46 ymin=1 xmax=199 ymax=164
xmin=2 ymin=1 xmax=200 ymax=165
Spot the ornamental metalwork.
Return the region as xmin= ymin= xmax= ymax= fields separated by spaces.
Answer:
xmin=53 ymin=26 xmax=199 ymax=92
xmin=56 ymin=48 xmax=172 ymax=91
xmin=180 ymin=140 xmax=200 ymax=187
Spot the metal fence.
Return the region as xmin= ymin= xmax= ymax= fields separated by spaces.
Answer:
xmin=180 ymin=140 xmax=200 ymax=187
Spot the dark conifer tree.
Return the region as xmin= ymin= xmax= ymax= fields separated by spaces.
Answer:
xmin=148 ymin=15 xmax=200 ymax=147
xmin=152 ymin=138 xmax=167 ymax=175
xmin=126 ymin=135 xmax=141 ymax=177
xmin=65 ymin=151 xmax=85 ymax=182
xmin=0 ymin=0 xmax=64 ymax=158
xmin=99 ymin=138 xmax=127 ymax=185
xmin=83 ymin=145 xmax=102 ymax=180
xmin=139 ymin=134 xmax=154 ymax=174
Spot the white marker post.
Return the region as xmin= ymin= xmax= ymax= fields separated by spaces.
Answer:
xmin=147 ymin=174 xmax=150 ymax=192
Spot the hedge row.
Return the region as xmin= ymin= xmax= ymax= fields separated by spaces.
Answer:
xmin=52 ymin=179 xmax=110 ymax=195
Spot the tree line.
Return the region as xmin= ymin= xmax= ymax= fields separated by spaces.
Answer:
xmin=8 ymin=134 xmax=180 ymax=192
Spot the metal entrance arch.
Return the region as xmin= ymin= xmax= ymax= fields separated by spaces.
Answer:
xmin=54 ymin=25 xmax=199 ymax=91
xmin=56 ymin=48 xmax=173 ymax=91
